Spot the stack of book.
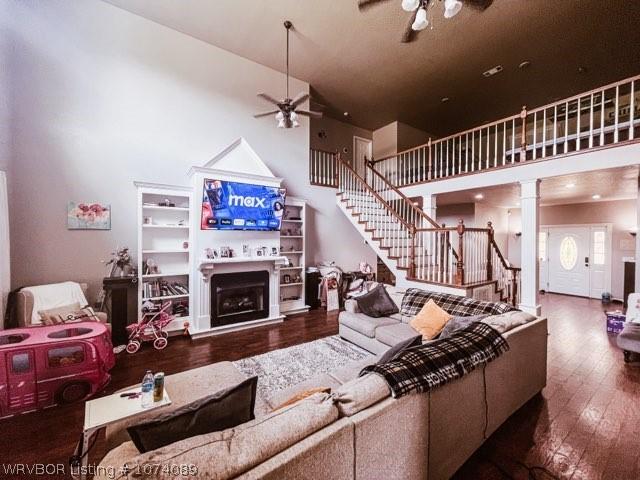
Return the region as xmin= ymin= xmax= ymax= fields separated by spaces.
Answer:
xmin=143 ymin=280 xmax=189 ymax=299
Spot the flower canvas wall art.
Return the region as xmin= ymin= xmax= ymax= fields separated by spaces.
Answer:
xmin=67 ymin=202 xmax=111 ymax=230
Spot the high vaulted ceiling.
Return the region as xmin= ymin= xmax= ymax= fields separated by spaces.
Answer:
xmin=104 ymin=0 xmax=640 ymax=136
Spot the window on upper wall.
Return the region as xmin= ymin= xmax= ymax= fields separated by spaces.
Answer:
xmin=559 ymin=236 xmax=578 ymax=271
xmin=593 ymin=231 xmax=606 ymax=265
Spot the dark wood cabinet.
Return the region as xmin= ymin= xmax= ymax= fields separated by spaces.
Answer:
xmin=103 ymin=276 xmax=138 ymax=345
xmin=624 ymin=261 xmax=635 ymax=309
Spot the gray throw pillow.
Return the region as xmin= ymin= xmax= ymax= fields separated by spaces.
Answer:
xmin=377 ymin=335 xmax=422 ymax=364
xmin=439 ymin=314 xmax=487 ymax=339
xmin=127 ymin=376 xmax=257 ymax=453
xmin=356 ymin=284 xmax=399 ymax=318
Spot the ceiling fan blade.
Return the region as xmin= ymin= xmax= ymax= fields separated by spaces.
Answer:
xmin=290 ymin=92 xmax=310 ymax=108
xmin=357 ymin=0 xmax=391 ymax=11
xmin=253 ymin=110 xmax=280 ymax=118
xmin=462 ymin=0 xmax=494 ymax=11
xmin=257 ymin=93 xmax=281 ymax=105
xmin=296 ymin=110 xmax=323 ymax=119
xmin=400 ymin=10 xmax=419 ymax=43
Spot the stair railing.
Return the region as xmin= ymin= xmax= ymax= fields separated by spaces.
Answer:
xmin=371 ymin=73 xmax=640 ymax=187
xmin=337 ymin=158 xmax=417 ymax=276
xmin=337 ymin=158 xmax=520 ymax=305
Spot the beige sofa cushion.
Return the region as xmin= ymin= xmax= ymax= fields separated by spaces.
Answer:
xmin=97 ymin=393 xmax=338 ymax=480
xmin=332 ymin=373 xmax=390 ymax=417
xmin=374 ymin=322 xmax=419 ymax=347
xmin=339 ymin=311 xmax=398 ymax=338
xmin=482 ymin=310 xmax=535 ymax=334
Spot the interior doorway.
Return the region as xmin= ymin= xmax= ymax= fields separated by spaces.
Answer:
xmin=539 ymin=224 xmax=611 ymax=299
xmin=353 ymin=136 xmax=372 ymax=177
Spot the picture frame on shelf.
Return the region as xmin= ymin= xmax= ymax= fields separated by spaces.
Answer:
xmin=242 ymin=244 xmax=250 ymax=257
xmin=270 ymin=247 xmax=279 ymax=256
xmin=205 ymin=248 xmax=218 ymax=260
xmin=283 ymin=274 xmax=291 ymax=284
xmin=220 ymin=246 xmax=230 ymax=258
xmin=255 ymin=248 xmax=263 ymax=257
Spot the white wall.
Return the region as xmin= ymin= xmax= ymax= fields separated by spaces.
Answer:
xmin=507 ymin=200 xmax=636 ymax=300
xmin=3 ymin=0 xmax=375 ymax=301
xmin=310 ymin=116 xmax=372 ymax=165
xmin=0 ymin=0 xmax=10 ymax=173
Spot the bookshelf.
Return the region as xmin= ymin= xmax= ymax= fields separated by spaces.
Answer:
xmin=135 ymin=182 xmax=192 ymax=333
xmin=279 ymin=197 xmax=310 ymax=315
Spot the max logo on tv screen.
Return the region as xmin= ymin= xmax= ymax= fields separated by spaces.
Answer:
xmin=201 ymin=179 xmax=286 ymax=231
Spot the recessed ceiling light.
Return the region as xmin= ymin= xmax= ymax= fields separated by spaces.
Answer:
xmin=474 ymin=193 xmax=484 ymax=200
xmin=565 ymin=183 xmax=576 ymax=188
xmin=518 ymin=61 xmax=531 ymax=69
xmin=343 ymin=111 xmax=349 ymax=116
xmin=441 ymin=97 xmax=450 ymax=103
xmin=592 ymin=194 xmax=601 ymax=200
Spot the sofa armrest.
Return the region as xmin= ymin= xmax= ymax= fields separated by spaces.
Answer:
xmin=15 ymin=290 xmax=34 ymax=328
xmin=344 ymin=298 xmax=360 ymax=314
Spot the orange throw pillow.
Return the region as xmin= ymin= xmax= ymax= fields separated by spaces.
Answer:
xmin=409 ymin=299 xmax=452 ymax=340
xmin=272 ymin=387 xmax=331 ymax=412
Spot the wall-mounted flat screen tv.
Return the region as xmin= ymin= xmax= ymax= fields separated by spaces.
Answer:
xmin=201 ymin=179 xmax=286 ymax=231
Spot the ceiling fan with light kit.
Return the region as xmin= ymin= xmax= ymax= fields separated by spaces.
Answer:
xmin=358 ymin=0 xmax=494 ymax=43
xmin=254 ymin=20 xmax=323 ymax=129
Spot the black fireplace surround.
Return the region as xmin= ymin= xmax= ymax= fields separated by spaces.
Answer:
xmin=211 ymin=271 xmax=269 ymax=327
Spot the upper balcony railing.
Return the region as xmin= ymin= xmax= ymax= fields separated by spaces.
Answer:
xmin=372 ymin=74 xmax=640 ymax=188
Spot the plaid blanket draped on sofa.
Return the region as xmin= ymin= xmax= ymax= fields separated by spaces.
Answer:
xmin=361 ymin=322 xmax=510 ymax=398
xmin=400 ymin=288 xmax=517 ymax=318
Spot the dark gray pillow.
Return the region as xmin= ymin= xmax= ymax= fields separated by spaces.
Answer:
xmin=439 ymin=314 xmax=487 ymax=339
xmin=377 ymin=335 xmax=422 ymax=364
xmin=356 ymin=284 xmax=399 ymax=318
xmin=127 ymin=376 xmax=257 ymax=453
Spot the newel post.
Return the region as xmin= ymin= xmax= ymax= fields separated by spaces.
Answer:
xmin=486 ymin=221 xmax=494 ymax=281
xmin=520 ymin=105 xmax=528 ymax=162
xmin=456 ymin=219 xmax=465 ymax=285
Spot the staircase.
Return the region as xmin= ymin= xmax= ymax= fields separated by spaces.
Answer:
xmin=334 ymin=156 xmax=520 ymax=305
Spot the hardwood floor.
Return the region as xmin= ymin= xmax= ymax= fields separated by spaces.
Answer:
xmin=1 ymin=294 xmax=638 ymax=479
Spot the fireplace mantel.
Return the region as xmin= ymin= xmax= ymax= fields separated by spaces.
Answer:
xmin=198 ymin=256 xmax=288 ymax=281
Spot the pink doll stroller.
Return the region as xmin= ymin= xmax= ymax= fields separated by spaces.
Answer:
xmin=125 ymin=302 xmax=174 ymax=353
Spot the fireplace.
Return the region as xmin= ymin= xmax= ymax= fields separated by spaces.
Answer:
xmin=210 ymin=271 xmax=269 ymax=327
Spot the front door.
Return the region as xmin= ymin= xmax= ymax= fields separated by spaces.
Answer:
xmin=547 ymin=226 xmax=591 ymax=297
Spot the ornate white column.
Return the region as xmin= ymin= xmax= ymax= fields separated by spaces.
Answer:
xmin=519 ymin=179 xmax=541 ymax=315
xmin=423 ymin=194 xmax=437 ymax=221
xmin=636 ymin=175 xmax=640 ymax=291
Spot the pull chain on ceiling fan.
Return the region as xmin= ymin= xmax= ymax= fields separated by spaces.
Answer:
xmin=254 ymin=21 xmax=322 ymax=129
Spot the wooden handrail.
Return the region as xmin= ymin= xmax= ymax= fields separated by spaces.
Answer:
xmin=366 ymin=163 xmax=441 ymax=229
xmin=372 ymin=72 xmax=640 ymax=166
xmin=337 ymin=157 xmax=415 ymax=233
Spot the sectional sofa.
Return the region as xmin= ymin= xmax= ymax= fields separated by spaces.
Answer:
xmin=97 ymin=289 xmax=548 ymax=480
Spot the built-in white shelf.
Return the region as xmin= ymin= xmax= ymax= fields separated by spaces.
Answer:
xmin=136 ymin=181 xmax=193 ymax=327
xmin=143 ymin=224 xmax=189 ymax=230
xmin=142 ymin=272 xmax=189 ymax=279
xmin=200 ymin=256 xmax=287 ymax=265
xmin=143 ymin=293 xmax=189 ymax=301
xmin=279 ymin=197 xmax=309 ymax=316
xmin=143 ymin=205 xmax=190 ymax=212
xmin=142 ymin=249 xmax=189 ymax=254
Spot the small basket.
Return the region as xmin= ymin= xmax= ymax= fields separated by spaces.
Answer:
xmin=605 ymin=311 xmax=626 ymax=334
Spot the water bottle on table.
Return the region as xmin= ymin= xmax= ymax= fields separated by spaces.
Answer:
xmin=141 ymin=370 xmax=154 ymax=407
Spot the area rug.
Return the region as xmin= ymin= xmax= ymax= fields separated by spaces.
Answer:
xmin=233 ymin=335 xmax=372 ymax=401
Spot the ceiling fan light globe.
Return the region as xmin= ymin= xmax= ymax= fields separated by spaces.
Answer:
xmin=412 ymin=7 xmax=429 ymax=31
xmin=444 ymin=0 xmax=462 ymax=18
xmin=277 ymin=118 xmax=286 ymax=128
xmin=401 ymin=0 xmax=420 ymax=12
xmin=290 ymin=111 xmax=298 ymax=121
xmin=292 ymin=119 xmax=300 ymax=128
xmin=275 ymin=111 xmax=284 ymax=121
